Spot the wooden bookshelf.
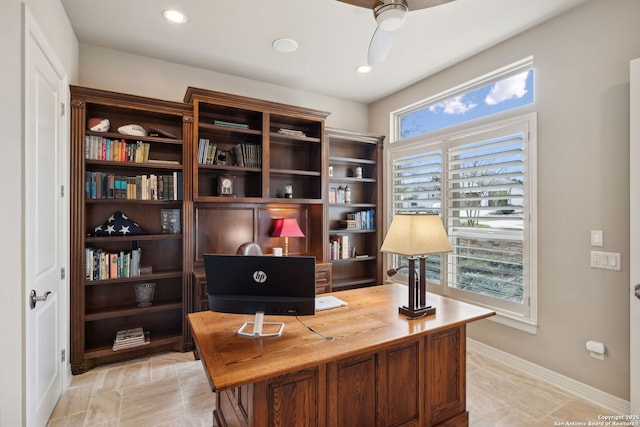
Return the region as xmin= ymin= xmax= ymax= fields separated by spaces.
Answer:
xmin=325 ymin=128 xmax=384 ymax=290
xmin=70 ymin=86 xmax=193 ymax=374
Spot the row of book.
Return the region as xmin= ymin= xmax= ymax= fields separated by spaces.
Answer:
xmin=329 ymin=235 xmax=356 ymax=260
xmin=86 ymin=247 xmax=142 ymax=281
xmin=340 ymin=210 xmax=375 ymax=230
xmin=197 ymin=138 xmax=218 ymax=165
xmin=113 ymin=327 xmax=149 ymax=351
xmin=85 ymin=171 xmax=183 ymax=200
xmin=85 ymin=135 xmax=150 ymax=163
xmin=234 ymin=142 xmax=262 ymax=168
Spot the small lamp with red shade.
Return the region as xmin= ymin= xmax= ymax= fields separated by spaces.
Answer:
xmin=271 ymin=218 xmax=305 ymax=257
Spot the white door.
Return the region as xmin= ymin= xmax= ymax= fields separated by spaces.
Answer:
xmin=630 ymin=57 xmax=640 ymax=414
xmin=24 ymin=9 xmax=67 ymax=427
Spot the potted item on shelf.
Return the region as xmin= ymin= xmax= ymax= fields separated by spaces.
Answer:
xmin=134 ymin=283 xmax=156 ymax=307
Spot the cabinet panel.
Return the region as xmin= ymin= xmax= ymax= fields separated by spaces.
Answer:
xmin=383 ymin=342 xmax=421 ymax=426
xmin=195 ymin=206 xmax=256 ymax=259
xmin=425 ymin=326 xmax=466 ymax=426
xmin=265 ymin=370 xmax=320 ymax=427
xmin=330 ymin=355 xmax=377 ymax=427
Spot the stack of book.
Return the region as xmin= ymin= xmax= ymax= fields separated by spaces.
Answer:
xmin=112 ymin=327 xmax=149 ymax=351
xmin=277 ymin=128 xmax=307 ymax=138
xmin=214 ymin=120 xmax=249 ymax=129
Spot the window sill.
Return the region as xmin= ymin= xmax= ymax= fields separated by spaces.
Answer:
xmin=486 ymin=311 xmax=538 ymax=334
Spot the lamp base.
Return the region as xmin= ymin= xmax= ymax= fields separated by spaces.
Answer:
xmin=399 ymin=305 xmax=436 ymax=319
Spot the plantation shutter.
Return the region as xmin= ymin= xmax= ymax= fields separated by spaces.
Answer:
xmin=390 ymin=148 xmax=442 ymax=215
xmin=446 ymin=129 xmax=527 ymax=308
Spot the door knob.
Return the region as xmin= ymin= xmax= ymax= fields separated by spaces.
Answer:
xmin=29 ymin=290 xmax=51 ymax=310
xmin=636 ymin=284 xmax=640 ymax=300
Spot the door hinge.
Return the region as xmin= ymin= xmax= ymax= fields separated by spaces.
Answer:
xmin=60 ymin=185 xmax=64 ymax=198
xmin=61 ymin=349 xmax=65 ymax=362
xmin=59 ymin=102 xmax=65 ymax=116
xmin=61 ymin=267 xmax=65 ymax=280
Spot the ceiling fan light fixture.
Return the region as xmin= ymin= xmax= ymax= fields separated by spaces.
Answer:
xmin=356 ymin=64 xmax=372 ymax=73
xmin=374 ymin=1 xmax=408 ymax=32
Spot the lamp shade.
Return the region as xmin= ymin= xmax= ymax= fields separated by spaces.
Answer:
xmin=380 ymin=214 xmax=451 ymax=256
xmin=271 ymin=218 xmax=305 ymax=238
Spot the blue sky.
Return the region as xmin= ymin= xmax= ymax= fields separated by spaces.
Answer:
xmin=401 ymin=69 xmax=534 ymax=138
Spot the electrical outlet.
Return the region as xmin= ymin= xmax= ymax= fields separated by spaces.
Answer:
xmin=590 ymin=251 xmax=621 ymax=271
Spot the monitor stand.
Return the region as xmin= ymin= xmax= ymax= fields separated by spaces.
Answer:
xmin=237 ymin=311 xmax=285 ymax=338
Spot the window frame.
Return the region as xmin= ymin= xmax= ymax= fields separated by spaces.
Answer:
xmin=385 ymin=113 xmax=538 ymax=333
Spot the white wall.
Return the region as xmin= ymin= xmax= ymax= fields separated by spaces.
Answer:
xmin=78 ymin=45 xmax=369 ymax=132
xmin=0 ymin=1 xmax=78 ymax=425
xmin=370 ymin=0 xmax=640 ymax=399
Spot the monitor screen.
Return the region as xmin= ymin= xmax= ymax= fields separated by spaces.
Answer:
xmin=203 ymin=254 xmax=316 ymax=317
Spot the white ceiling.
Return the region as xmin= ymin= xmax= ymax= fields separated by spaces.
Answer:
xmin=61 ymin=0 xmax=589 ymax=104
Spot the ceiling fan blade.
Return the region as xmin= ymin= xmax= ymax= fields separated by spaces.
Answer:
xmin=406 ymin=0 xmax=455 ymax=11
xmin=368 ymin=26 xmax=395 ymax=65
xmin=336 ymin=0 xmax=381 ymax=9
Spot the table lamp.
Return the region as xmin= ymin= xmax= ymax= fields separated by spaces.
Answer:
xmin=271 ymin=218 xmax=304 ymax=256
xmin=380 ymin=214 xmax=452 ymax=318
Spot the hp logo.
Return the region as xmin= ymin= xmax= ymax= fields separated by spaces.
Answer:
xmin=253 ymin=270 xmax=267 ymax=283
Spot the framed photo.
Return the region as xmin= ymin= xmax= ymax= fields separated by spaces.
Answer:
xmin=160 ymin=209 xmax=181 ymax=234
xmin=214 ymin=150 xmax=231 ymax=165
xmin=218 ymin=174 xmax=235 ymax=196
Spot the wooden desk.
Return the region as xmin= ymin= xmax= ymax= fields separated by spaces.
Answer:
xmin=188 ymin=284 xmax=494 ymax=427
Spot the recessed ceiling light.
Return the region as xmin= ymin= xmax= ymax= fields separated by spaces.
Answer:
xmin=272 ymin=38 xmax=298 ymax=53
xmin=356 ymin=65 xmax=372 ymax=74
xmin=163 ymin=9 xmax=187 ymax=24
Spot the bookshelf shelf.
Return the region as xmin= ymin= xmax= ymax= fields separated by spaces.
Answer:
xmin=84 ymin=270 xmax=183 ymax=286
xmin=85 ymin=302 xmax=183 ymax=321
xmin=85 ymin=234 xmax=183 ymax=243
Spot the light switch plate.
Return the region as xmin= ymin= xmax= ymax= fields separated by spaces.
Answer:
xmin=590 ymin=230 xmax=603 ymax=247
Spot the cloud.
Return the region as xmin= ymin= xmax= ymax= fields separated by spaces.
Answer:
xmin=485 ymin=70 xmax=530 ymax=105
xmin=429 ymin=96 xmax=477 ymax=115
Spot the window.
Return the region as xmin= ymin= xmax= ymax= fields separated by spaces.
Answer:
xmin=387 ymin=60 xmax=537 ymax=332
xmin=396 ymin=57 xmax=534 ymax=140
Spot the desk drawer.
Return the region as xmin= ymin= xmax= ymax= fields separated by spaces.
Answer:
xmin=315 ymin=263 xmax=332 ymax=294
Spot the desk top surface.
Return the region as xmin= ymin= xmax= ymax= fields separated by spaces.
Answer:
xmin=188 ymin=283 xmax=494 ymax=391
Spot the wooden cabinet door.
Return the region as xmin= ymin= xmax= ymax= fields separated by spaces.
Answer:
xmin=425 ymin=326 xmax=467 ymax=426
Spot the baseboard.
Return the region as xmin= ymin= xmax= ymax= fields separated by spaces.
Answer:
xmin=467 ymin=338 xmax=630 ymax=415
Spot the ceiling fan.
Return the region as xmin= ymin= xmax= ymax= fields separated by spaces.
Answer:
xmin=338 ymin=0 xmax=455 ymax=65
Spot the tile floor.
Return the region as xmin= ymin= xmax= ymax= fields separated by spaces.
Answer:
xmin=48 ymin=348 xmax=611 ymax=426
